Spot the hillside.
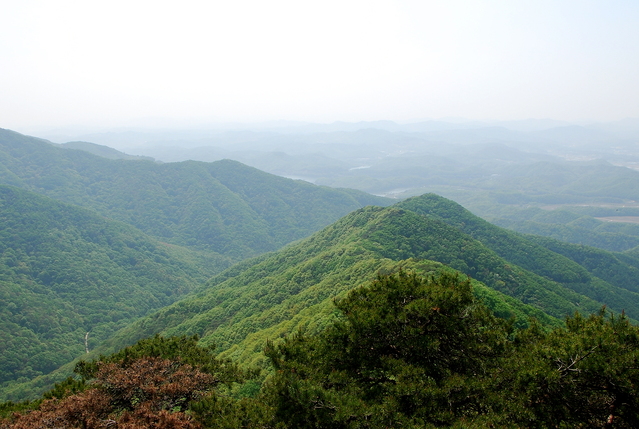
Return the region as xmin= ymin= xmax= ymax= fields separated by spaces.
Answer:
xmin=43 ymin=125 xmax=639 ymax=255
xmin=57 ymin=141 xmax=155 ymax=161
xmin=93 ymin=194 xmax=639 ymax=377
xmin=4 ymin=126 xmax=639 ymax=404
xmin=6 ymin=194 xmax=639 ymax=402
xmin=491 ymin=206 xmax=639 ymax=252
xmin=0 ymin=185 xmax=230 ymax=399
xmin=6 ymin=278 xmax=639 ymax=427
xmin=0 ymin=128 xmax=391 ymax=258
xmin=396 ymin=195 xmax=639 ymax=295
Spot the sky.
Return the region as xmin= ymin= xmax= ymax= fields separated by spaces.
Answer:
xmin=2 ymin=0 xmax=639 ymax=131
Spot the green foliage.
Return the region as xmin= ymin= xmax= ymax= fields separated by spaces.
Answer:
xmin=525 ymin=234 xmax=639 ymax=294
xmin=397 ymin=194 xmax=639 ymax=320
xmin=484 ymin=204 xmax=639 ymax=253
xmin=494 ymin=216 xmax=639 ymax=252
xmin=0 ymin=185 xmax=229 ymax=401
xmin=251 ymin=273 xmax=639 ymax=428
xmin=10 ymin=192 xmax=635 ymax=404
xmin=261 ymin=271 xmax=510 ymax=428
xmin=7 ymin=275 xmax=639 ymax=428
xmin=0 ymin=129 xmax=391 ymax=257
xmin=74 ymin=335 xmax=247 ymax=385
xmin=4 ymin=125 xmax=639 ymax=418
xmin=0 ymin=401 xmax=40 ymax=420
xmin=102 ymin=194 xmax=639 ymax=378
xmin=99 ymin=203 xmax=560 ymax=374
xmin=489 ymin=310 xmax=639 ymax=427
xmin=41 ymin=377 xmax=88 ymax=401
xmin=189 ymin=394 xmax=275 ymax=429
xmin=197 ymin=273 xmax=639 ymax=428
xmin=0 ymin=129 xmax=389 ymax=400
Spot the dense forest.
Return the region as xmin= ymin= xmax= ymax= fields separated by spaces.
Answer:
xmin=5 ymin=186 xmax=639 ymax=402
xmin=3 ymin=272 xmax=639 ymax=428
xmin=3 ymin=126 xmax=639 ymax=426
xmin=79 ymin=194 xmax=639 ymax=377
xmin=0 ymin=185 xmax=229 ymax=399
xmin=0 ymin=129 xmax=390 ymax=400
xmin=0 ymin=128 xmax=390 ymax=257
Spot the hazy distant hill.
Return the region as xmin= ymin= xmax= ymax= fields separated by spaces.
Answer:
xmin=0 ymin=185 xmax=230 ymax=399
xmin=91 ymin=195 xmax=639 ymax=378
xmin=492 ymin=207 xmax=639 ymax=252
xmin=57 ymin=141 xmax=155 ymax=161
xmin=64 ymin=120 xmax=638 ymax=194
xmin=0 ymin=128 xmax=391 ymax=258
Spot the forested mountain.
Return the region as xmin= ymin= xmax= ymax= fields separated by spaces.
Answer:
xmin=14 ymin=126 xmax=639 ymax=256
xmin=396 ymin=195 xmax=639 ymax=307
xmin=4 ymin=126 xmax=639 ymax=413
xmin=85 ymin=194 xmax=639 ymax=383
xmin=0 ymin=128 xmax=395 ymax=401
xmin=491 ymin=206 xmax=639 ymax=252
xmin=90 ymin=122 xmax=639 ymax=204
xmin=57 ymin=141 xmax=154 ymax=161
xmin=5 ymin=275 xmax=639 ymax=428
xmin=0 ymin=185 xmax=230 ymax=399
xmin=0 ymin=128 xmax=390 ymax=258
xmin=47 ymin=123 xmax=639 ymax=255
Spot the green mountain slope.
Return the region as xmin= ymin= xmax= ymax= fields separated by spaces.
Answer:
xmin=524 ymin=234 xmax=639 ymax=294
xmin=57 ymin=141 xmax=155 ymax=161
xmin=494 ymin=217 xmax=639 ymax=252
xmin=488 ymin=206 xmax=639 ymax=252
xmin=95 ymin=198 xmax=639 ymax=372
xmin=0 ymin=128 xmax=391 ymax=258
xmin=8 ymin=193 xmax=639 ymax=401
xmin=396 ymin=194 xmax=639 ymax=317
xmin=0 ymin=185 xmax=229 ymax=398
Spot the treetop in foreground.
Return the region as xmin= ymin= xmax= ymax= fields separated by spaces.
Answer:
xmin=4 ymin=272 xmax=639 ymax=428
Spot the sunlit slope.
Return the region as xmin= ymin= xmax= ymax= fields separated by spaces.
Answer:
xmin=397 ymin=194 xmax=639 ymax=316
xmin=0 ymin=185 xmax=228 ymax=397
xmin=99 ymin=198 xmax=639 ymax=369
xmin=0 ymin=128 xmax=390 ymax=258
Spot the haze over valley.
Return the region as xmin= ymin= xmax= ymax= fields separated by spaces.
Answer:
xmin=37 ymin=118 xmax=639 ymax=252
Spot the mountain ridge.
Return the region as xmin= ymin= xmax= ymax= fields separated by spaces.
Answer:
xmin=90 ymin=195 xmax=639 ymax=378
xmin=0 ymin=184 xmax=230 ymax=397
xmin=0 ymin=128 xmax=391 ymax=258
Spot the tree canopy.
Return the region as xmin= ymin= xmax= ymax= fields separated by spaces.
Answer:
xmin=4 ymin=272 xmax=639 ymax=427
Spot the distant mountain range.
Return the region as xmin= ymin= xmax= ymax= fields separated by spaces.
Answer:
xmin=0 ymin=128 xmax=390 ymax=258
xmin=32 ymin=120 xmax=639 ymax=206
xmin=32 ymin=117 xmax=639 ymax=144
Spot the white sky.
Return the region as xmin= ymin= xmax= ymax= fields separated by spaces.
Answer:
xmin=2 ymin=0 xmax=639 ymax=129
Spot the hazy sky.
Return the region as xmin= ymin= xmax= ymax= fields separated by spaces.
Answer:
xmin=2 ymin=0 xmax=639 ymax=130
